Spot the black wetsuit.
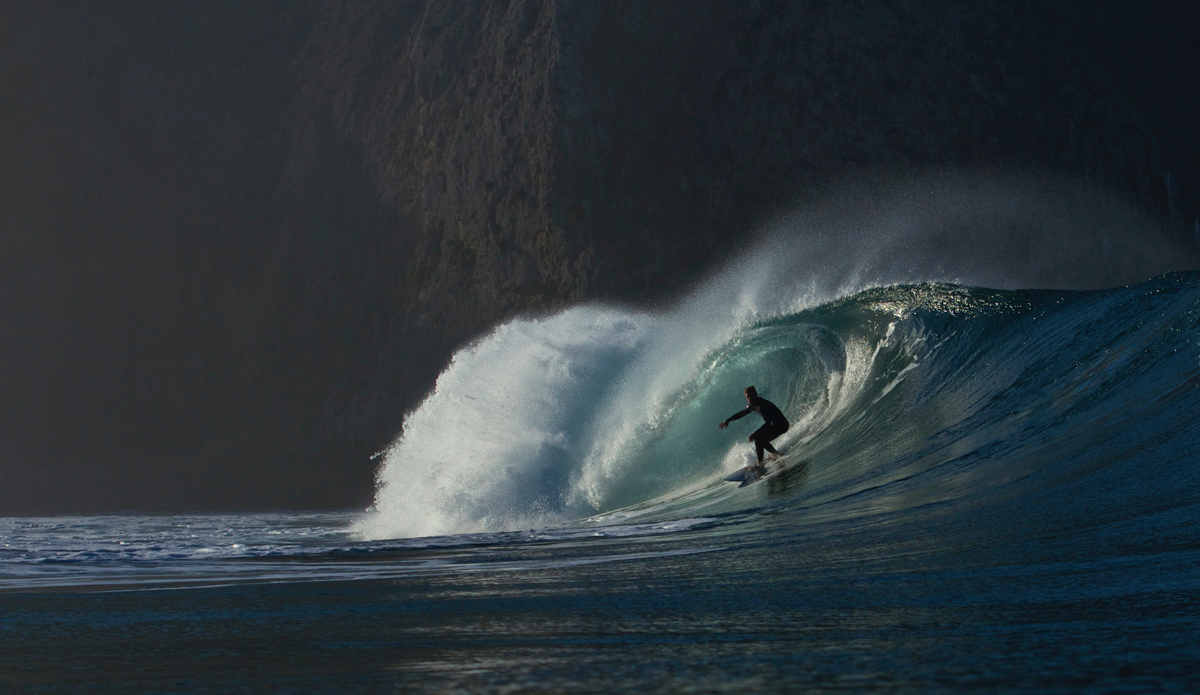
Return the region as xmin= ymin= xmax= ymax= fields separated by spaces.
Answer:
xmin=726 ymin=396 xmax=790 ymax=462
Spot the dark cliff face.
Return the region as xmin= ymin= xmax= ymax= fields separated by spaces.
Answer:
xmin=303 ymin=0 xmax=1199 ymax=299
xmin=2 ymin=0 xmax=1197 ymax=514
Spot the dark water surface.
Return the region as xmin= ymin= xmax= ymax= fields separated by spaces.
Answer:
xmin=4 ymin=499 xmax=1199 ymax=693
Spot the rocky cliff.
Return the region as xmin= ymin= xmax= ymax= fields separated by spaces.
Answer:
xmin=3 ymin=0 xmax=1197 ymax=513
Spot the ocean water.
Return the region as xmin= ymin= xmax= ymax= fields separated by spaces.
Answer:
xmin=5 ymin=265 xmax=1200 ymax=691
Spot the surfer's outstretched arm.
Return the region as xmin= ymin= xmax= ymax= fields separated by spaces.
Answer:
xmin=719 ymin=406 xmax=753 ymax=429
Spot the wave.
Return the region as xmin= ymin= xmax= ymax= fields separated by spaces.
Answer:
xmin=359 ymin=176 xmax=1200 ymax=540
xmin=358 ymin=270 xmax=1200 ymax=539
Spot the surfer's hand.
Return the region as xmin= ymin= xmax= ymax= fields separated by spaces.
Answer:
xmin=718 ymin=420 xmax=727 ymax=430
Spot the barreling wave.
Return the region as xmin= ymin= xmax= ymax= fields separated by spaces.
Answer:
xmin=357 ymin=270 xmax=1200 ymax=540
xmin=358 ymin=175 xmax=1200 ymax=541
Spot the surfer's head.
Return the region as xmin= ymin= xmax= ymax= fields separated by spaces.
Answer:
xmin=745 ymin=386 xmax=757 ymax=403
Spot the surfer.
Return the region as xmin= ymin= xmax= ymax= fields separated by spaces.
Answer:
xmin=719 ymin=386 xmax=789 ymax=473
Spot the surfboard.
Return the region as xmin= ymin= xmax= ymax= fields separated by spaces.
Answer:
xmin=723 ymin=465 xmax=766 ymax=488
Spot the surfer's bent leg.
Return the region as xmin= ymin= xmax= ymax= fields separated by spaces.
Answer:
xmin=753 ymin=423 xmax=789 ymax=461
xmin=751 ymin=424 xmax=777 ymax=462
